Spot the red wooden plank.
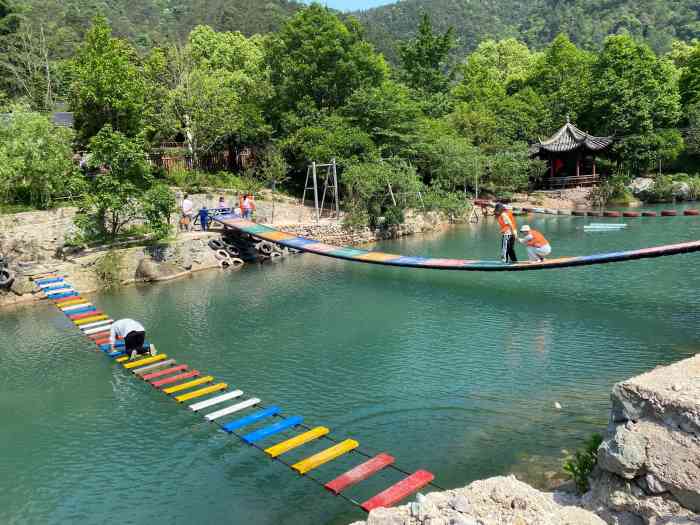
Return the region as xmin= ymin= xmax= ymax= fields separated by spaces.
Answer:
xmin=325 ymin=453 xmax=395 ymax=495
xmin=142 ymin=365 xmax=188 ymax=381
xmin=94 ymin=337 xmax=110 ymax=345
xmin=152 ymin=370 xmax=200 ymax=388
xmin=88 ymin=331 xmax=111 ymax=340
xmin=361 ymin=470 xmax=434 ymax=512
xmin=69 ymin=310 xmax=104 ymax=320
xmin=54 ymin=295 xmax=83 ymax=304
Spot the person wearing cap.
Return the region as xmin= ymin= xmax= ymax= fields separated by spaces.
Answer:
xmin=518 ymin=225 xmax=551 ymax=262
xmin=494 ymin=203 xmax=518 ymax=263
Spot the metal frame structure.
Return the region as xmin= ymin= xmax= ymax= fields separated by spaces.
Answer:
xmin=302 ymin=159 xmax=339 ymax=222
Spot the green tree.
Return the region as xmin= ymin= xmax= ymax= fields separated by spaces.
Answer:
xmin=589 ymin=35 xmax=682 ymax=172
xmin=0 ymin=106 xmax=84 ymax=209
xmin=69 ymin=17 xmax=146 ymax=143
xmin=76 ymin=127 xmax=151 ymax=240
xmin=342 ymin=159 xmax=423 ymax=228
xmin=142 ymin=183 xmax=176 ymax=239
xmin=398 ymin=13 xmax=456 ymax=96
xmin=527 ymin=34 xmax=593 ymax=126
xmin=341 ymin=80 xmax=419 ymax=156
xmin=452 ymin=38 xmax=537 ymax=106
xmin=267 ymin=6 xmax=388 ymax=124
xmin=680 ymin=43 xmax=700 ymax=110
xmin=282 ymin=114 xmax=378 ymax=174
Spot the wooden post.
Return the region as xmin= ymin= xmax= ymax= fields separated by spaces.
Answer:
xmin=592 ymin=156 xmax=596 ymax=178
xmin=332 ymin=158 xmax=339 ymax=217
xmin=576 ymin=153 xmax=580 ymax=179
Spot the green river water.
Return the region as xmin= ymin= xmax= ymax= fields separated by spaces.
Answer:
xmin=2 ymin=205 xmax=700 ymax=525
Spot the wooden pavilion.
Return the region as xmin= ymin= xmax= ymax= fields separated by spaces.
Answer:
xmin=531 ymin=118 xmax=613 ymax=189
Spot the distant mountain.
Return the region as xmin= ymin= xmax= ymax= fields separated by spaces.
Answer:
xmin=15 ymin=0 xmax=303 ymax=48
xmin=354 ymin=0 xmax=700 ymax=61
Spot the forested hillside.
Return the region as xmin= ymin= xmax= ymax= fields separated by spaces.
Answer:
xmin=3 ymin=0 xmax=302 ymax=50
xmin=356 ymin=0 xmax=700 ymax=60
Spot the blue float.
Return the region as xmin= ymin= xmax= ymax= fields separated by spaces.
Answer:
xmin=223 ymin=406 xmax=280 ymax=433
xmin=242 ymin=416 xmax=303 ymax=444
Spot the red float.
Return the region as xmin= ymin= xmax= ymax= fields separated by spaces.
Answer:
xmin=604 ymin=211 xmax=621 ymax=217
xmin=623 ymin=212 xmax=641 ymax=217
xmin=661 ymin=210 xmax=678 ymax=216
xmin=642 ymin=211 xmax=658 ymax=217
xmin=684 ymin=209 xmax=700 ymax=216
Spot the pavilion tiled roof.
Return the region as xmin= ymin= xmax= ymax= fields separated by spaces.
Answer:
xmin=536 ymin=120 xmax=612 ymax=153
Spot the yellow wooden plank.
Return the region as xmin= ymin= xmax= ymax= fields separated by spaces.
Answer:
xmin=265 ymin=426 xmax=330 ymax=458
xmin=74 ymin=314 xmax=109 ymax=326
xmin=54 ymin=299 xmax=84 ymax=307
xmin=116 ymin=356 xmax=128 ymax=363
xmin=123 ymin=354 xmax=167 ymax=370
xmin=174 ymin=383 xmax=227 ymax=403
xmin=292 ymin=439 xmax=359 ymax=475
xmin=162 ymin=375 xmax=213 ymax=394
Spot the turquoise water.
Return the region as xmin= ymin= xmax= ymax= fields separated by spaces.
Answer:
xmin=2 ymin=205 xmax=700 ymax=525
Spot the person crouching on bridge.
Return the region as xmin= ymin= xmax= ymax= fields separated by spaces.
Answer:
xmin=110 ymin=318 xmax=156 ymax=360
xmin=518 ymin=225 xmax=551 ymax=262
xmin=495 ymin=203 xmax=518 ymax=263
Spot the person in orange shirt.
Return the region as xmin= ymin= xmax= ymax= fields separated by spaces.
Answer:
xmin=494 ymin=203 xmax=518 ymax=263
xmin=518 ymin=225 xmax=551 ymax=262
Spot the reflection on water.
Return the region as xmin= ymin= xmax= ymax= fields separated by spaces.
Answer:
xmin=1 ymin=207 xmax=699 ymax=525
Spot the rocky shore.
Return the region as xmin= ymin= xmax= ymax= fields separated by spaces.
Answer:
xmin=0 ymin=196 xmax=453 ymax=308
xmin=350 ymin=355 xmax=700 ymax=525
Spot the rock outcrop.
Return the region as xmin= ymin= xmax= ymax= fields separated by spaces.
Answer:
xmin=350 ymin=476 xmax=605 ymax=525
xmin=585 ymin=355 xmax=700 ymax=524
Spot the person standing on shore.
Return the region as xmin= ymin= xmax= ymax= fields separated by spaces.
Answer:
xmin=110 ymin=319 xmax=156 ymax=360
xmin=198 ymin=206 xmax=209 ymax=231
xmin=494 ymin=203 xmax=518 ymax=263
xmin=518 ymin=225 xmax=551 ymax=262
xmin=181 ymin=194 xmax=194 ymax=232
xmin=242 ymin=194 xmax=256 ymax=219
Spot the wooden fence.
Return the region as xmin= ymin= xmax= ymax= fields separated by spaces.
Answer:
xmin=148 ymin=147 xmax=254 ymax=174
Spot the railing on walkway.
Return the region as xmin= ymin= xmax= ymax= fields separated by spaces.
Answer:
xmin=543 ymin=173 xmax=599 ymax=189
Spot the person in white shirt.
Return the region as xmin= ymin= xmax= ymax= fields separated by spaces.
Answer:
xmin=181 ymin=194 xmax=194 ymax=231
xmin=110 ymin=318 xmax=156 ymax=360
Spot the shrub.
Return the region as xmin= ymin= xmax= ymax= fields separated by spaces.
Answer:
xmin=93 ymin=250 xmax=123 ymax=290
xmin=142 ymin=184 xmax=176 ymax=239
xmin=563 ymin=433 xmax=603 ymax=494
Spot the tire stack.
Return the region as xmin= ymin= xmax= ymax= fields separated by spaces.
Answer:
xmin=207 ymin=238 xmax=244 ymax=269
xmin=0 ymin=256 xmax=15 ymax=289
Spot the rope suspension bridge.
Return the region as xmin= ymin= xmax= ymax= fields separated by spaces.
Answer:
xmin=212 ymin=217 xmax=700 ymax=271
xmin=34 ymin=276 xmax=442 ymax=514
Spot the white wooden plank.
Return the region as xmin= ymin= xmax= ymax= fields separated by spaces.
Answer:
xmin=79 ymin=319 xmax=114 ymax=330
xmin=189 ymin=390 xmax=243 ymax=412
xmin=132 ymin=359 xmax=176 ymax=375
xmin=83 ymin=324 xmax=113 ymax=335
xmin=61 ymin=303 xmax=93 ymax=312
xmin=205 ymin=398 xmax=260 ymax=421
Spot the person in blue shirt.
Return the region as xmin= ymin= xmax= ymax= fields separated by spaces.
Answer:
xmin=199 ymin=206 xmax=209 ymax=231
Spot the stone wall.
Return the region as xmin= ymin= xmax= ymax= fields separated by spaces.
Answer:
xmin=350 ymin=355 xmax=700 ymax=525
xmin=0 ymin=207 xmax=78 ymax=263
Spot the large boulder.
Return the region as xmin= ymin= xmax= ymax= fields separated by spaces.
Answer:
xmin=627 ymin=178 xmax=654 ymax=196
xmin=593 ymin=355 xmax=700 ymax=521
xmin=135 ymin=258 xmax=182 ymax=282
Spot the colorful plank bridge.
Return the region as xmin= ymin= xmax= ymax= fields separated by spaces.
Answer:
xmin=34 ymin=277 xmax=438 ymax=514
xmin=213 ymin=217 xmax=700 ymax=271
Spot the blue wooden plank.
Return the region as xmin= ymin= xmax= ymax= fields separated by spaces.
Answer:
xmin=36 ymin=277 xmax=63 ymax=285
xmin=64 ymin=306 xmax=97 ymax=316
xmin=280 ymin=237 xmax=319 ymax=249
xmin=223 ymin=406 xmax=280 ymax=433
xmin=50 ymin=291 xmax=78 ymax=299
xmin=241 ymin=416 xmax=303 ymax=444
xmin=43 ymin=284 xmax=72 ymax=292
